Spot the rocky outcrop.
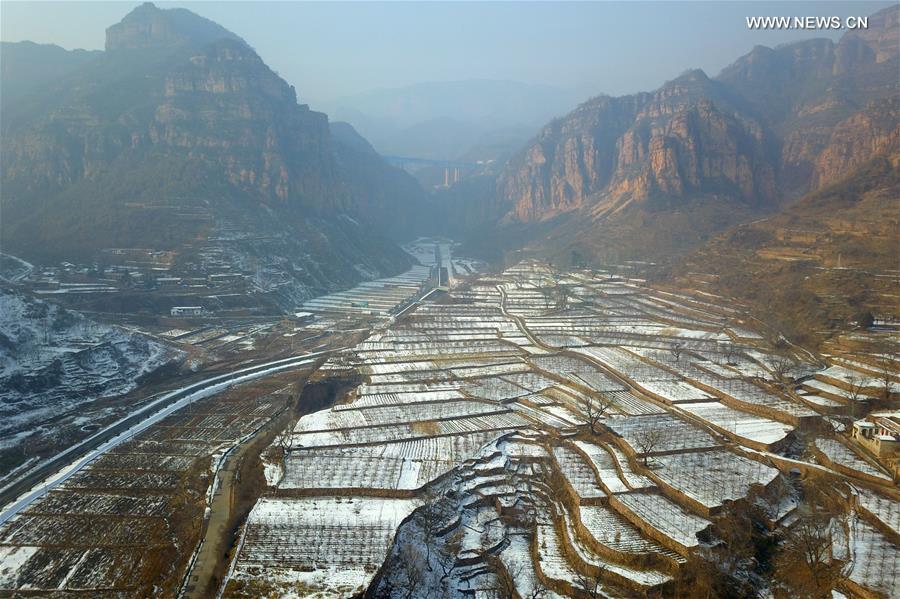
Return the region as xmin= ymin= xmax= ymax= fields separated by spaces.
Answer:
xmin=811 ymin=97 xmax=900 ymax=189
xmin=1 ymin=3 xmax=423 ymax=265
xmin=484 ymin=4 xmax=897 ymax=268
xmin=151 ymin=37 xmax=344 ymax=212
xmin=105 ymin=2 xmax=241 ymax=51
xmin=498 ymin=72 xmax=775 ymax=223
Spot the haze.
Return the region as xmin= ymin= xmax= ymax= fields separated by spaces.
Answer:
xmin=1 ymin=0 xmax=892 ymax=106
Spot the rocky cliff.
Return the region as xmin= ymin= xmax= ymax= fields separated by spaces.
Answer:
xmin=497 ymin=70 xmax=778 ymax=225
xmin=1 ymin=3 xmax=422 ymax=283
xmin=480 ymin=5 xmax=897 ymax=266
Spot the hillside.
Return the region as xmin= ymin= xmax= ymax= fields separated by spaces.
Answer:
xmin=0 ymin=285 xmax=181 ymax=472
xmin=448 ymin=5 xmax=898 ymax=268
xmin=0 ymin=3 xmax=422 ymax=293
xmin=671 ymin=154 xmax=899 ymax=347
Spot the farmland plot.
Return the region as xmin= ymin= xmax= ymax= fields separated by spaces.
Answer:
xmin=815 ymin=438 xmax=891 ymax=481
xmin=571 ymin=441 xmax=630 ymax=493
xmin=650 ymin=450 xmax=780 ymax=511
xmin=615 ymin=492 xmax=710 ymax=550
xmin=579 ymin=504 xmax=673 ymax=556
xmin=677 ymin=401 xmax=793 ymax=446
xmin=605 ymin=413 xmax=719 ymax=454
xmin=846 ymin=518 xmax=899 ymax=597
xmin=229 ymin=497 xmax=416 ymax=597
xmin=552 ymin=446 xmax=606 ymax=501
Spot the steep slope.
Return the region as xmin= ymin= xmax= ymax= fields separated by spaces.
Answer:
xmin=0 ymin=3 xmax=417 ymax=291
xmin=671 ymin=152 xmax=899 ymax=347
xmin=498 ymin=71 xmax=775 ymax=223
xmin=0 ymin=285 xmax=181 ymax=471
xmin=717 ymin=5 xmax=899 ymax=196
xmin=459 ymin=5 xmax=897 ymax=268
xmin=329 ymin=121 xmax=426 ymax=238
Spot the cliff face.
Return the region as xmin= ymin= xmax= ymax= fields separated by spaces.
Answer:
xmin=1 ymin=3 xmax=422 ymax=269
xmin=481 ymin=5 xmax=897 ymax=266
xmin=498 ymin=72 xmax=776 ymax=223
xmin=811 ymin=97 xmax=900 ymax=189
xmin=152 ymin=38 xmax=344 ymax=212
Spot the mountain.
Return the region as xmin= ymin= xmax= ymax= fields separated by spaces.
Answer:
xmin=329 ymin=121 xmax=427 ymax=237
xmin=327 ymin=80 xmax=581 ymax=160
xmin=0 ymin=3 xmax=422 ymax=298
xmin=0 ymin=41 xmax=101 ymax=107
xmin=0 ymin=284 xmax=181 ymax=471
xmin=671 ymin=152 xmax=899 ymax=347
xmin=453 ymin=5 xmax=898 ymax=267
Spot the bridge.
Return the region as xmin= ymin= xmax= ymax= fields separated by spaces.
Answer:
xmin=382 ymin=155 xmax=480 ymax=169
xmin=383 ymin=155 xmax=482 ymax=185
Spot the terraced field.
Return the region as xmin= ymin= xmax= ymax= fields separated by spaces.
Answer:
xmin=220 ymin=260 xmax=900 ymax=598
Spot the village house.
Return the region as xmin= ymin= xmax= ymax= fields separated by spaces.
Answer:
xmin=851 ymin=411 xmax=900 ymax=458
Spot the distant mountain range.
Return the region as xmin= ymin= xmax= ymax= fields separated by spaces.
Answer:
xmin=1 ymin=2 xmax=896 ymax=334
xmin=1 ymin=2 xmax=422 ymax=296
xmin=325 ymin=80 xmax=582 ymax=161
xmin=442 ymin=4 xmax=898 ymax=274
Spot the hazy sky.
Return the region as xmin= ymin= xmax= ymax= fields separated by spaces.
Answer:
xmin=1 ymin=1 xmax=892 ymax=107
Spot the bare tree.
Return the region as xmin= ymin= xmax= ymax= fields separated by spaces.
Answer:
xmin=490 ymin=560 xmax=522 ymax=599
xmin=394 ymin=543 xmax=427 ymax=599
xmin=575 ymin=566 xmax=605 ymax=598
xmin=581 ymin=393 xmax=614 ymax=435
xmin=275 ymin=427 xmax=294 ymax=453
xmin=416 ymin=487 xmax=443 ymax=570
xmin=770 ymin=355 xmax=794 ymax=389
xmin=843 ymin=376 xmax=867 ymax=420
xmin=633 ymin=428 xmax=666 ymax=467
xmin=775 ymin=508 xmax=845 ymax=598
xmin=436 ymin=527 xmax=462 ymax=582
xmin=774 ymin=474 xmax=849 ymax=598
xmin=724 ymin=344 xmax=738 ymax=366
xmin=670 ymin=342 xmax=684 ymax=363
xmin=874 ymin=349 xmax=898 ymax=402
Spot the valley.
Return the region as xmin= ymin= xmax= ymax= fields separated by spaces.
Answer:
xmin=1 ymin=250 xmax=896 ymax=597
xmin=0 ymin=2 xmax=897 ymax=598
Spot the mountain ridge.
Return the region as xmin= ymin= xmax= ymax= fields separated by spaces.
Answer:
xmin=0 ymin=2 xmax=423 ymax=296
xmin=447 ymin=4 xmax=898 ymax=269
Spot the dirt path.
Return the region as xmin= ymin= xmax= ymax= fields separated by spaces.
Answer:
xmin=181 ymin=394 xmax=296 ymax=599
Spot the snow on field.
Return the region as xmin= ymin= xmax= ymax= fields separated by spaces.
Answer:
xmin=814 ymin=438 xmax=891 ymax=481
xmin=615 ymin=492 xmax=710 ymax=549
xmin=296 ymin=399 xmax=502 ymax=431
xmin=280 ymin=453 xmax=455 ymax=491
xmin=637 ymin=380 xmax=714 ymax=403
xmin=0 ymin=545 xmax=38 ymax=588
xmin=677 ymin=401 xmax=793 ymax=446
xmin=535 ymin=523 xmax=582 ymax=583
xmin=464 ymin=377 xmax=531 ymax=402
xmin=847 ymin=517 xmax=899 ymax=597
xmin=579 ymin=504 xmax=671 ymax=556
xmin=292 ymin=411 xmax=530 ymax=448
xmin=0 ymin=288 xmax=180 ymax=448
xmin=571 ymin=441 xmax=630 ymax=493
xmin=605 ymin=413 xmax=719 ymax=454
xmin=607 ymin=445 xmax=655 ymax=490
xmin=816 ymin=365 xmax=898 ymax=392
xmin=552 ymin=446 xmax=606 ymax=500
xmin=856 ymin=488 xmax=900 ymax=537
xmin=651 ymin=450 xmax=780 ymax=510
xmin=232 ymin=496 xmax=416 ymax=597
xmin=557 ymin=501 xmax=673 ymax=588
xmin=262 ymin=460 xmax=283 ymax=487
